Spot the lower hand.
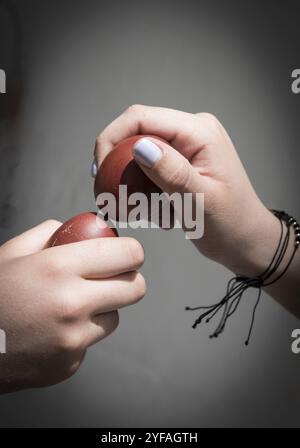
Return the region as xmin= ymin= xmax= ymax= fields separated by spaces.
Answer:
xmin=0 ymin=219 xmax=145 ymax=392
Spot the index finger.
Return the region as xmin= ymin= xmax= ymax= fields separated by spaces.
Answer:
xmin=94 ymin=105 xmax=211 ymax=166
xmin=43 ymin=236 xmax=145 ymax=279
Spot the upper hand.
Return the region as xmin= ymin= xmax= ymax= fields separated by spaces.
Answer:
xmin=95 ymin=105 xmax=280 ymax=277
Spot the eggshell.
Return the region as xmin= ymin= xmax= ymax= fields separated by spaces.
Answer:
xmin=47 ymin=212 xmax=117 ymax=247
xmin=94 ymin=135 xmax=169 ymax=223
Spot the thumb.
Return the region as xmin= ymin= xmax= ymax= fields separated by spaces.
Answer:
xmin=132 ymin=137 xmax=202 ymax=195
xmin=1 ymin=219 xmax=62 ymax=258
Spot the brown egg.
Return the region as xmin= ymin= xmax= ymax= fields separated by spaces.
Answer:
xmin=47 ymin=212 xmax=118 ymax=247
xmin=94 ymin=135 xmax=173 ymax=224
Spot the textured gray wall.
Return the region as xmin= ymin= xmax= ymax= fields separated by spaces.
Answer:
xmin=0 ymin=0 xmax=300 ymax=427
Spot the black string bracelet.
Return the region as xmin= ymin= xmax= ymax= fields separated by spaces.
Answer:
xmin=185 ymin=209 xmax=300 ymax=345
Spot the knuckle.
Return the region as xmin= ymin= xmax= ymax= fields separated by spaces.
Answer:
xmin=43 ymin=254 xmax=65 ymax=276
xmin=44 ymin=253 xmax=74 ymax=280
xmin=197 ymin=112 xmax=217 ymax=122
xmin=58 ymin=295 xmax=84 ymax=323
xmin=196 ymin=112 xmax=220 ymax=130
xmin=125 ymin=104 xmax=144 ymax=115
xmin=57 ymin=331 xmax=84 ymax=353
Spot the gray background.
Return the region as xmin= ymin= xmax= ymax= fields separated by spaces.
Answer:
xmin=0 ymin=0 xmax=300 ymax=428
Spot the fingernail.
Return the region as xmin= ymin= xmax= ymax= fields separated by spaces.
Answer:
xmin=91 ymin=158 xmax=98 ymax=178
xmin=133 ymin=138 xmax=162 ymax=168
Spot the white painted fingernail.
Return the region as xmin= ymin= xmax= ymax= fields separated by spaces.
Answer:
xmin=91 ymin=158 xmax=98 ymax=178
xmin=133 ymin=138 xmax=162 ymax=168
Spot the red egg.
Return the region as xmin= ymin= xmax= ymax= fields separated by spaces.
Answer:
xmin=94 ymin=135 xmax=170 ymax=223
xmin=47 ymin=212 xmax=118 ymax=247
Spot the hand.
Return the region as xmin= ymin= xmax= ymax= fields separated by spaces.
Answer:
xmin=94 ymin=105 xmax=280 ymax=277
xmin=95 ymin=105 xmax=300 ymax=318
xmin=0 ymin=220 xmax=146 ymax=393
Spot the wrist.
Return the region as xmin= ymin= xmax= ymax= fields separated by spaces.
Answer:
xmin=223 ymin=205 xmax=283 ymax=278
